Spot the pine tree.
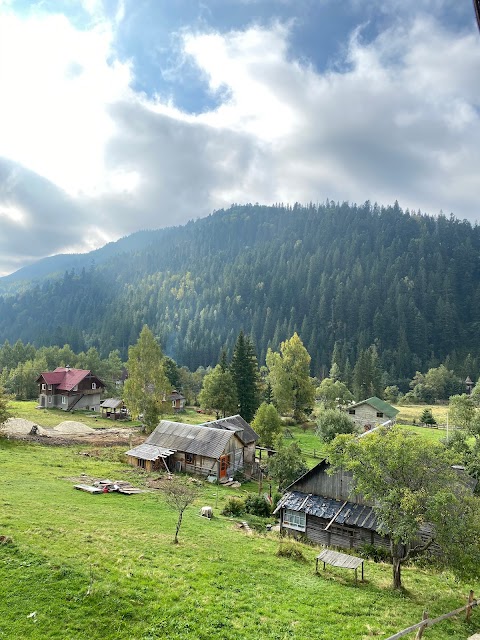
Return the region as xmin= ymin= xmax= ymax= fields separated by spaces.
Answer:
xmin=230 ymin=331 xmax=260 ymax=423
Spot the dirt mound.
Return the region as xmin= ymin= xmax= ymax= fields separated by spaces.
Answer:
xmin=53 ymin=421 xmax=96 ymax=435
xmin=1 ymin=418 xmax=49 ymax=437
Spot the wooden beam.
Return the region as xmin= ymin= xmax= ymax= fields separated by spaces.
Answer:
xmin=324 ymin=500 xmax=348 ymax=531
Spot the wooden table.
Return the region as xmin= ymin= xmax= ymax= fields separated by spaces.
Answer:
xmin=316 ymin=549 xmax=364 ymax=583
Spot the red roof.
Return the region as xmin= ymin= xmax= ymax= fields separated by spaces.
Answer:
xmin=38 ymin=368 xmax=102 ymax=391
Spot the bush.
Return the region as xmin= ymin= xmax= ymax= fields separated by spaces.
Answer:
xmin=358 ymin=543 xmax=391 ymax=563
xmin=245 ymin=494 xmax=272 ymax=518
xmin=276 ymin=540 xmax=307 ymax=562
xmin=221 ymin=497 xmax=245 ymax=517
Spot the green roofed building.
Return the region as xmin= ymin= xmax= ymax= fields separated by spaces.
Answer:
xmin=345 ymin=396 xmax=399 ymax=431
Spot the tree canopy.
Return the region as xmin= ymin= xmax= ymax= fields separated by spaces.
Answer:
xmin=123 ymin=325 xmax=171 ymax=429
xmin=230 ymin=331 xmax=260 ymax=423
xmin=327 ymin=427 xmax=480 ymax=589
xmin=316 ymin=408 xmax=358 ymax=443
xmin=266 ymin=333 xmax=315 ymax=420
xmin=251 ymin=402 xmax=282 ymax=448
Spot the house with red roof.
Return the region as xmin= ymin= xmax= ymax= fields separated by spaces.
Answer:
xmin=36 ymin=367 xmax=106 ymax=412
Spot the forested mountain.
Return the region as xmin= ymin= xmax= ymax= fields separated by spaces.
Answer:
xmin=1 ymin=201 xmax=479 ymax=386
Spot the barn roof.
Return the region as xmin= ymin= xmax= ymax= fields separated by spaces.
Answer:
xmin=145 ymin=420 xmax=235 ymax=459
xmin=202 ymin=414 xmax=259 ymax=444
xmin=274 ymin=490 xmax=379 ymax=532
xmin=348 ymin=396 xmax=399 ymax=419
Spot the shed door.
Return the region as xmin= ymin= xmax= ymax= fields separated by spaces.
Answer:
xmin=219 ymin=455 xmax=229 ymax=478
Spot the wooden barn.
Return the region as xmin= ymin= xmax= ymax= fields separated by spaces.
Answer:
xmin=125 ymin=417 xmax=258 ymax=479
xmin=274 ymin=460 xmax=389 ymax=550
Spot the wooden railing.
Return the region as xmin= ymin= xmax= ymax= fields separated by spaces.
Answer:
xmin=384 ymin=591 xmax=477 ymax=639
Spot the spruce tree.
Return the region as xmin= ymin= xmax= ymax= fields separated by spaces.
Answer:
xmin=230 ymin=331 xmax=260 ymax=423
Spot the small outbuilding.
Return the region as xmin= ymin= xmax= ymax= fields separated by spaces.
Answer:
xmin=100 ymin=398 xmax=128 ymax=420
xmin=125 ymin=416 xmax=258 ymax=479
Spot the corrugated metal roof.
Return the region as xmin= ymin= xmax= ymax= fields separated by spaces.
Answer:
xmin=145 ymin=420 xmax=234 ymax=459
xmin=125 ymin=443 xmax=176 ymax=461
xmin=274 ymin=490 xmax=380 ymax=532
xmin=202 ymin=414 xmax=259 ymax=444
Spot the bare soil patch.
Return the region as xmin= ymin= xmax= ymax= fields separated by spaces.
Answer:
xmin=0 ymin=417 xmax=142 ymax=446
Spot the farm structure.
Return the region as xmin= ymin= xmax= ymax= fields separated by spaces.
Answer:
xmin=100 ymin=398 xmax=128 ymax=420
xmin=125 ymin=415 xmax=259 ymax=479
xmin=169 ymin=390 xmax=186 ymax=411
xmin=274 ymin=460 xmax=389 ymax=551
xmin=345 ymin=396 xmax=398 ymax=430
xmin=37 ymin=367 xmax=105 ymax=412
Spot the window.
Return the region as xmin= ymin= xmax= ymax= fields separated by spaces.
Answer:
xmin=376 ymin=412 xmax=384 ymax=418
xmin=348 ymin=409 xmax=355 ymax=415
xmin=48 ymin=397 xmax=52 ymax=404
xmin=73 ymin=385 xmax=78 ymax=391
xmin=41 ymin=383 xmax=46 ymax=391
xmin=283 ymin=509 xmax=306 ymax=531
xmin=48 ymin=384 xmax=52 ymax=390
xmin=185 ymin=453 xmax=195 ymax=464
xmin=61 ymin=396 xmax=67 ymax=405
xmin=92 ymin=382 xmax=96 ymax=390
xmin=137 ymin=458 xmax=146 ymax=469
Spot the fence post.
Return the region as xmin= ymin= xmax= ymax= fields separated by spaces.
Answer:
xmin=466 ymin=590 xmax=475 ymax=622
xmin=414 ymin=611 xmax=428 ymax=640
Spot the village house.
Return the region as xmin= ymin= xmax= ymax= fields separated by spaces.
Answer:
xmin=169 ymin=390 xmax=186 ymax=412
xmin=274 ymin=460 xmax=389 ymax=550
xmin=36 ymin=367 xmax=106 ymax=412
xmin=125 ymin=415 xmax=259 ymax=479
xmin=345 ymin=396 xmax=399 ymax=430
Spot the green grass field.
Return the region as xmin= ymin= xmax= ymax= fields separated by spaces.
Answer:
xmin=0 ymin=439 xmax=478 ymax=639
xmin=394 ymin=403 xmax=449 ymax=426
xmin=7 ymin=400 xmax=217 ymax=429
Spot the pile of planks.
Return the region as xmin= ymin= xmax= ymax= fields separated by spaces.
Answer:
xmin=74 ymin=479 xmax=142 ymax=495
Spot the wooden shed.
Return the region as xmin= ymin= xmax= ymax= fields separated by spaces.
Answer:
xmin=125 ymin=419 xmax=253 ymax=479
xmin=274 ymin=460 xmax=389 ymax=550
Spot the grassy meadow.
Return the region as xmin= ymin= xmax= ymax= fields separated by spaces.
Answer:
xmin=7 ymin=401 xmax=217 ymax=429
xmin=0 ymin=439 xmax=479 ymax=640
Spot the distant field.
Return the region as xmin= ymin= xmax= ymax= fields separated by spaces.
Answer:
xmin=395 ymin=403 xmax=449 ymax=426
xmin=0 ymin=440 xmax=477 ymax=640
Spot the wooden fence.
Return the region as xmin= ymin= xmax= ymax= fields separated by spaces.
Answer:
xmin=385 ymin=591 xmax=478 ymax=639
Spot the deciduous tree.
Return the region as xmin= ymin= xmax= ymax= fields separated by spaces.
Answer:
xmin=316 ymin=409 xmax=357 ymax=443
xmin=123 ymin=325 xmax=171 ymax=427
xmin=266 ymin=333 xmax=315 ymax=421
xmin=157 ymin=476 xmax=200 ymax=544
xmin=268 ymin=437 xmax=308 ymax=491
xmin=327 ymin=428 xmax=480 ymax=589
xmin=252 ymin=402 xmax=282 ymax=448
xmin=199 ymin=364 xmax=237 ymax=418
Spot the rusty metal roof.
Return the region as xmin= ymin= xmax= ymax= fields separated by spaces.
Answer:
xmin=145 ymin=420 xmax=235 ymax=459
xmin=274 ymin=490 xmax=379 ymax=532
xmin=125 ymin=443 xmax=176 ymax=461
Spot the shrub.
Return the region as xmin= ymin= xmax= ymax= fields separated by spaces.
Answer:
xmin=276 ymin=540 xmax=307 ymax=562
xmin=221 ymin=497 xmax=245 ymax=517
xmin=358 ymin=543 xmax=391 ymax=563
xmin=245 ymin=494 xmax=272 ymax=518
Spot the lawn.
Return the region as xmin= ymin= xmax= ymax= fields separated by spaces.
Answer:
xmin=0 ymin=439 xmax=478 ymax=639
xmin=8 ymin=400 xmax=217 ymax=429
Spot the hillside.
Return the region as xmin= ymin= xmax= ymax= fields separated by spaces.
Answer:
xmin=0 ymin=201 xmax=479 ymax=382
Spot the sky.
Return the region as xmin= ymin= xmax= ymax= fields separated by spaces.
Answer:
xmin=0 ymin=0 xmax=479 ymax=276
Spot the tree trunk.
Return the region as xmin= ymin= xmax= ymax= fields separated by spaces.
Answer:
xmin=392 ymin=556 xmax=402 ymax=589
xmin=174 ymin=510 xmax=184 ymax=544
xmin=391 ymin=541 xmax=405 ymax=589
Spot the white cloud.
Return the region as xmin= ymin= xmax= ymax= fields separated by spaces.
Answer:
xmin=0 ymin=5 xmax=479 ymax=277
